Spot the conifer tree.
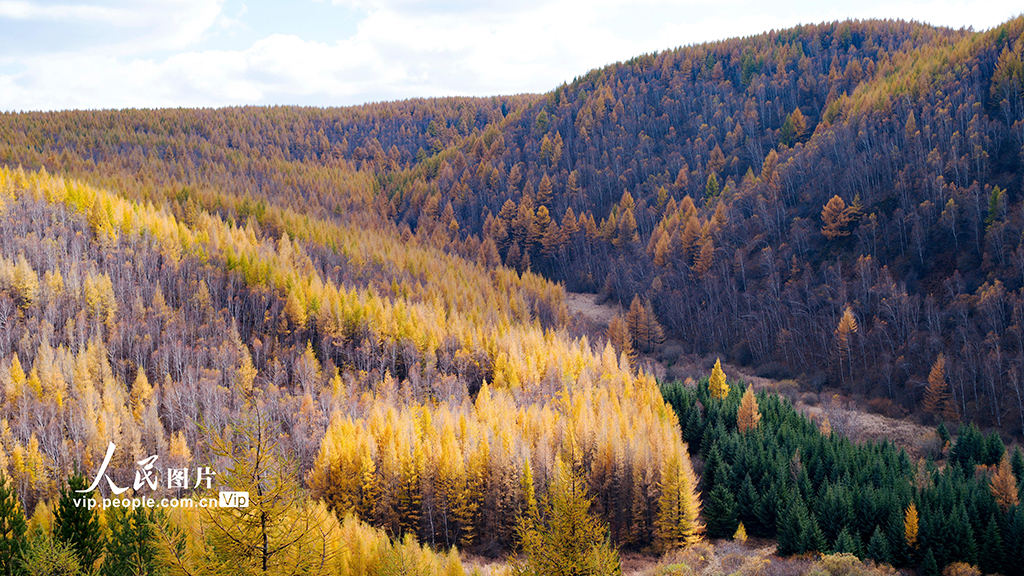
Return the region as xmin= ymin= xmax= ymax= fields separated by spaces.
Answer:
xmin=923 ymin=354 xmax=957 ymax=422
xmin=708 ymin=358 xmax=728 ymax=400
xmin=733 ymin=522 xmax=747 ymax=543
xmin=102 ymin=507 xmax=162 ymax=576
xmin=53 ymin=472 xmax=104 ymax=572
xmin=20 ymin=534 xmax=83 ymax=576
xmin=979 ymin=515 xmax=1005 ymax=576
xmin=703 ymin=483 xmax=738 ymax=539
xmin=866 ymin=526 xmax=891 ymax=564
xmin=654 ymin=448 xmax=703 ymax=550
xmin=833 ymin=527 xmax=861 ymax=557
xmin=990 ymin=453 xmax=1020 ymax=512
xmin=921 ymin=549 xmax=939 ymax=576
xmin=0 ymin=475 xmax=26 ymax=576
xmin=606 ymin=314 xmax=634 ymax=363
xmin=515 ymin=459 xmax=621 ymax=576
xmin=777 ymin=497 xmax=814 ymax=556
xmin=821 ymin=195 xmax=852 ymax=239
xmin=736 ymin=386 xmax=760 ymax=433
xmin=903 ymin=503 xmax=918 ymax=551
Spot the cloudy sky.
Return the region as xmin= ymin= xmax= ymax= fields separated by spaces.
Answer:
xmin=0 ymin=0 xmax=1019 ymax=111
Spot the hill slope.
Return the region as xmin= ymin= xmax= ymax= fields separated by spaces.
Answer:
xmin=2 ymin=18 xmax=1024 ymax=437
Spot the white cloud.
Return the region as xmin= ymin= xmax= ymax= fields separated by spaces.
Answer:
xmin=0 ymin=0 xmax=1020 ymax=110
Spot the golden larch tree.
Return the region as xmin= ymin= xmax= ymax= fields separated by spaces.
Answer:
xmin=654 ymin=446 xmax=703 ymax=551
xmin=835 ymin=305 xmax=858 ymax=386
xmin=904 ymin=503 xmax=918 ymax=549
xmin=821 ymin=195 xmax=852 ymax=239
xmin=606 ymin=313 xmax=635 ymax=362
xmin=708 ymin=358 xmax=729 ymax=400
xmin=990 ymin=453 xmax=1020 ymax=512
xmin=923 ymin=353 xmax=958 ymax=422
xmin=737 ymin=385 xmax=760 ymax=433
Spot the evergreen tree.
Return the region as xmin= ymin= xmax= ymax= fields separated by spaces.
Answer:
xmin=704 ymin=483 xmax=738 ymax=539
xmin=102 ymin=507 xmax=163 ymax=576
xmin=53 ymin=473 xmax=104 ymax=572
xmin=833 ymin=527 xmax=861 ymax=556
xmin=1011 ymin=447 xmax=1024 ymax=485
xmin=979 ymin=515 xmax=1005 ymax=576
xmin=736 ymin=474 xmax=758 ymax=533
xmin=818 ymin=483 xmax=852 ymax=546
xmin=937 ymin=422 xmax=951 ymax=448
xmin=754 ymin=480 xmax=781 ymax=538
xmin=0 ymin=475 xmax=27 ymax=576
xmin=921 ymin=549 xmax=939 ymax=576
xmin=866 ymin=526 xmax=890 ymax=564
xmin=776 ymin=497 xmax=811 ymax=556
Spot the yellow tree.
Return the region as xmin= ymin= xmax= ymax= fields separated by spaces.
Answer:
xmin=821 ymin=195 xmax=851 ymax=239
xmin=654 ymin=446 xmax=703 ymax=551
xmin=990 ymin=453 xmax=1020 ymax=512
xmin=835 ymin=305 xmax=858 ymax=387
xmin=606 ymin=314 xmax=635 ymax=363
xmin=515 ymin=458 xmax=621 ymax=575
xmin=923 ymin=354 xmax=957 ymax=422
xmin=904 ymin=503 xmax=918 ymax=550
xmin=708 ymin=358 xmax=729 ymax=400
xmin=736 ymin=386 xmax=760 ymax=433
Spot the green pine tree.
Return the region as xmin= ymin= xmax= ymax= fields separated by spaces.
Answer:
xmin=736 ymin=474 xmax=758 ymax=533
xmin=0 ymin=475 xmax=27 ymax=576
xmin=703 ymin=483 xmax=738 ymax=539
xmin=102 ymin=507 xmax=163 ymax=576
xmin=53 ymin=473 xmax=104 ymax=572
xmin=979 ymin=515 xmax=1005 ymax=576
xmin=921 ymin=549 xmax=939 ymax=576
xmin=833 ymin=527 xmax=861 ymax=557
xmin=866 ymin=526 xmax=890 ymax=564
xmin=776 ymin=497 xmax=811 ymax=556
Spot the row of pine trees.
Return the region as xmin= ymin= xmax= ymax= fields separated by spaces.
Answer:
xmin=663 ymin=370 xmax=1024 ymax=576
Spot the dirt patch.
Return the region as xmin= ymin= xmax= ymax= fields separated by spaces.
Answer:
xmin=797 ymin=400 xmax=941 ymax=460
xmin=565 ymin=291 xmax=619 ymax=327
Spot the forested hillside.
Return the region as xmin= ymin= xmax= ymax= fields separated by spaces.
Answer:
xmin=4 ymin=18 xmax=1024 ymax=433
xmin=2 ymin=13 xmax=1024 ymax=576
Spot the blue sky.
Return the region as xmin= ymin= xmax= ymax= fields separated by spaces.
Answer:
xmin=0 ymin=0 xmax=1020 ymax=111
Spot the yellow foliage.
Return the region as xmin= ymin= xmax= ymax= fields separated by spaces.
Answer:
xmin=904 ymin=503 xmax=918 ymax=549
xmin=737 ymin=385 xmax=760 ymax=433
xmin=708 ymin=358 xmax=729 ymax=400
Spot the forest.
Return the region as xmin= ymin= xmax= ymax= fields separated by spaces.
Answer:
xmin=0 ymin=14 xmax=1023 ymax=576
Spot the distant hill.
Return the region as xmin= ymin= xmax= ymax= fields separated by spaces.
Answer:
xmin=3 ymin=17 xmax=1024 ymax=434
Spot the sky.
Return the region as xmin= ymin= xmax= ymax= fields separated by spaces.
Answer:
xmin=0 ymin=0 xmax=1020 ymax=111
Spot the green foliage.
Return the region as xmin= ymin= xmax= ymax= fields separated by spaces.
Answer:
xmin=865 ymin=526 xmax=890 ymax=564
xmin=102 ymin=507 xmax=164 ymax=576
xmin=702 ymin=483 xmax=737 ymax=539
xmin=833 ymin=528 xmax=861 ymax=556
xmin=19 ymin=534 xmax=83 ymax=576
xmin=52 ymin=473 xmax=103 ymax=572
xmin=515 ymin=460 xmax=621 ymax=576
xmin=0 ymin=475 xmax=27 ymax=576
